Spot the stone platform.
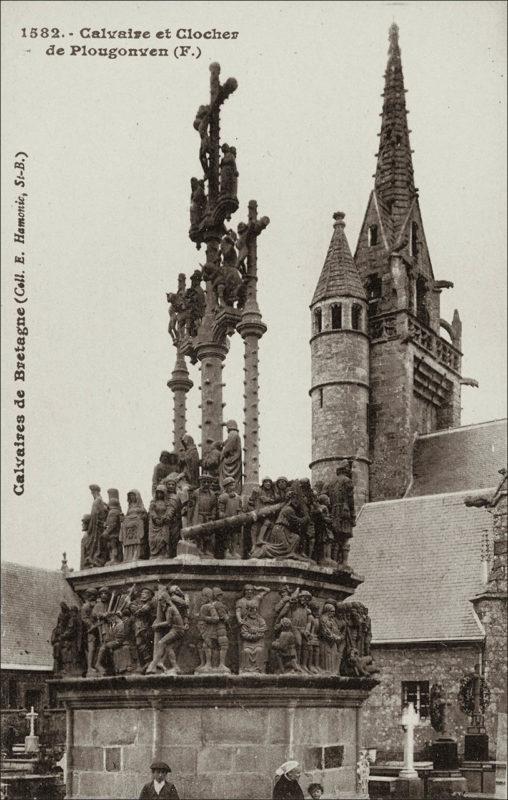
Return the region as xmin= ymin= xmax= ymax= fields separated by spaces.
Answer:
xmin=54 ymin=673 xmax=377 ymax=800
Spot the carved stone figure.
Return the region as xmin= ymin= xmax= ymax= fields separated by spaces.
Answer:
xmin=219 ymin=420 xmax=243 ymax=494
xmin=317 ymin=494 xmax=335 ymax=566
xmin=274 ymin=476 xmax=290 ymax=502
xmin=152 ymin=451 xmax=178 ymax=496
xmin=318 ymin=601 xmax=344 ymax=675
xmin=235 ymin=221 xmax=249 ymax=275
xmin=219 ymin=143 xmax=238 ymax=199
xmin=323 ymin=461 xmax=356 ymax=568
xmin=201 ymin=441 xmax=222 ymax=492
xmin=193 ymin=104 xmax=210 ymax=176
xmin=163 ymin=476 xmax=183 ymax=558
xmin=348 ymin=648 xmax=379 ymax=676
xmin=305 ymin=600 xmax=321 ymax=674
xmin=272 ymin=618 xmax=300 ymax=674
xmin=255 ymin=477 xmax=278 ymax=545
xmin=80 ymin=588 xmax=98 ymax=676
xmin=130 ymin=587 xmax=157 ymax=672
xmin=235 ymin=585 xmax=270 ymax=625
xmin=298 ymin=479 xmax=320 ymax=560
xmin=102 ymin=489 xmax=124 ymax=565
xmin=87 ymin=484 xmax=108 ymax=567
xmin=273 ymin=584 xmax=293 ymax=626
xmin=184 ymin=270 xmax=206 ymax=336
xmin=79 ymin=513 xmax=93 ymax=569
xmin=217 ymin=477 xmax=243 ymax=558
xmin=288 ymin=590 xmax=313 ymax=667
xmin=190 ymin=475 xmax=218 ymax=557
xmin=181 ymin=434 xmax=200 ymax=489
xmin=195 ymin=587 xmax=230 ymax=673
xmin=189 ymin=177 xmax=207 ymax=238
xmin=239 ymin=599 xmax=268 ymax=673
xmin=96 ymin=608 xmax=135 ymax=676
xmin=51 ymin=603 xmax=84 ymax=677
xmin=121 ymin=490 xmax=148 ymax=562
xmin=148 ymin=486 xmax=171 ymax=559
xmin=430 ymin=684 xmax=449 ymax=735
xmin=146 ymin=585 xmax=185 ymax=675
xmin=246 ymin=486 xmax=262 ymax=554
xmin=251 ymin=490 xmax=310 ymax=561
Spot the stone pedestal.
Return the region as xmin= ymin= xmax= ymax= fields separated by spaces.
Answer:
xmin=431 ymin=737 xmax=459 ymax=770
xmin=55 ymin=674 xmax=376 ymax=800
xmin=427 ymin=771 xmax=467 ymax=799
xmin=393 ymin=775 xmax=424 ymax=798
xmin=24 ymin=735 xmax=39 ymax=754
xmin=464 ymin=732 xmax=489 ymax=761
xmin=461 ymin=760 xmax=497 ymax=795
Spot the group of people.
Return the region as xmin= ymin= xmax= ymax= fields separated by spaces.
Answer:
xmin=138 ymin=759 xmax=327 ymax=800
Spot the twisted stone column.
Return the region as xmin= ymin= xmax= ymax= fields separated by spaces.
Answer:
xmin=167 ymin=350 xmax=193 ymax=451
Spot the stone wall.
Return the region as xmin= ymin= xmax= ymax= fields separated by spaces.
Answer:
xmin=361 ymin=642 xmax=483 ymax=760
xmin=58 ymin=676 xmax=373 ymax=800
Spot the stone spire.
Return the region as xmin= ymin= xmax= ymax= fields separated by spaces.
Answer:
xmin=312 ymin=212 xmax=365 ymax=305
xmin=374 ymin=23 xmax=417 ymax=240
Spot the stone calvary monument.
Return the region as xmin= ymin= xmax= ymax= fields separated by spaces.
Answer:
xmin=52 ymin=62 xmax=378 ymax=800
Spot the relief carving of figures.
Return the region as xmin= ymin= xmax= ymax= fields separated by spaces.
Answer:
xmin=323 ymin=460 xmax=356 ymax=570
xmin=235 ymin=585 xmax=270 ymax=626
xmin=287 ymin=590 xmax=313 ymax=668
xmin=271 ymin=618 xmax=300 ymax=674
xmin=190 ymin=475 xmax=218 ymax=557
xmin=318 ymin=601 xmax=345 ymax=675
xmin=120 ymin=490 xmax=148 ymax=562
xmin=87 ymin=484 xmax=109 ymax=567
xmin=148 ymin=485 xmax=172 ymax=559
xmin=219 ymin=143 xmax=238 ymax=200
xmin=219 ymin=419 xmax=243 ymax=494
xmin=102 ymin=489 xmax=124 ymax=565
xmin=193 ymin=104 xmax=211 ymax=177
xmin=251 ymin=486 xmax=311 ymax=562
xmin=195 ymin=587 xmax=230 ymax=673
xmin=217 ymin=477 xmax=243 ymax=558
xmin=304 ymin=600 xmax=321 ymax=674
xmin=146 ymin=584 xmax=186 ymax=675
xmin=189 ymin=177 xmax=207 ymax=240
xmin=239 ymin=600 xmax=268 ymax=673
xmin=181 ymin=434 xmax=200 ymax=489
xmin=79 ymin=513 xmax=93 ymax=569
xmin=129 ymin=587 xmax=157 ymax=672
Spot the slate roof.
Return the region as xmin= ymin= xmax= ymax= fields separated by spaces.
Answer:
xmin=312 ymin=213 xmax=366 ymax=304
xmin=1 ymin=562 xmax=79 ymax=670
xmin=349 ymin=490 xmax=492 ymax=643
xmin=410 ymin=419 xmax=507 ymax=497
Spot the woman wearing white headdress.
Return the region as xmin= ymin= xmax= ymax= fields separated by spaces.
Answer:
xmin=272 ymin=761 xmax=304 ymax=799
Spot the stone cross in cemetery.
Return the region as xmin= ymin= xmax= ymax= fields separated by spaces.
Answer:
xmin=24 ymin=706 xmax=39 ymax=754
xmin=399 ymin=702 xmax=420 ymax=778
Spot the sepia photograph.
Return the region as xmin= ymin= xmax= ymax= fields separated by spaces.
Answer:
xmin=1 ymin=1 xmax=506 ymax=798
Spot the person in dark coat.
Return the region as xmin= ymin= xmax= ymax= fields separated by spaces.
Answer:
xmin=272 ymin=760 xmax=305 ymax=800
xmin=139 ymin=761 xmax=180 ymax=799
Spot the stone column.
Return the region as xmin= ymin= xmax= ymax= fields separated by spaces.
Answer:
xmin=237 ymin=200 xmax=269 ymax=497
xmin=196 ymin=340 xmax=228 ymax=454
xmin=167 ymin=350 xmax=193 ymax=451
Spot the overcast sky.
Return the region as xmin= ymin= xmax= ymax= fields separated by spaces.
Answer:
xmin=1 ymin=0 xmax=506 ymax=571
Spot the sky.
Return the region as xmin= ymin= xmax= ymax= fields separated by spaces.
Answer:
xmin=1 ymin=0 xmax=506 ymax=571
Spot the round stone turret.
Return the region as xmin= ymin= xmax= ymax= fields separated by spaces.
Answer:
xmin=309 ymin=212 xmax=370 ymax=505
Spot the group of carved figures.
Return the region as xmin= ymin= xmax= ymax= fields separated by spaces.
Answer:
xmin=80 ymin=457 xmax=355 ymax=572
xmin=51 ymin=581 xmax=377 ymax=680
xmin=167 ymin=227 xmax=252 ymax=346
xmin=80 ymin=425 xmax=242 ymax=568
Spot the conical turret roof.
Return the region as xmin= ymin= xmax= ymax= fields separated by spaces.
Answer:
xmin=312 ymin=212 xmax=366 ymax=305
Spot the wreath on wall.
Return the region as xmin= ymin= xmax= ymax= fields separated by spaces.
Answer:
xmin=458 ymin=673 xmax=491 ymax=716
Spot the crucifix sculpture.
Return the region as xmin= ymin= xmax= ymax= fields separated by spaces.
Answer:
xmin=399 ymin=702 xmax=420 ymax=778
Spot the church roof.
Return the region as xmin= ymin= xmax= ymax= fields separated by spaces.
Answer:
xmin=349 ymin=490 xmax=490 ymax=643
xmin=1 ymin=562 xmax=79 ymax=670
xmin=311 ymin=212 xmax=366 ymax=304
xmin=410 ymin=419 xmax=507 ymax=497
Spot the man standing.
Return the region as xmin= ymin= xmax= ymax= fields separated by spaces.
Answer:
xmin=139 ymin=761 xmax=180 ymax=799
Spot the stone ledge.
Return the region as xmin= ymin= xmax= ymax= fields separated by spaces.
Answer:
xmin=53 ymin=673 xmax=378 ymax=709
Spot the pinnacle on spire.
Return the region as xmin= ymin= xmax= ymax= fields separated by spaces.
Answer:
xmin=312 ymin=212 xmax=366 ymax=305
xmin=375 ymin=23 xmax=416 ymax=235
